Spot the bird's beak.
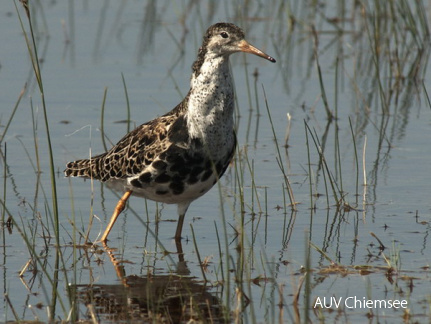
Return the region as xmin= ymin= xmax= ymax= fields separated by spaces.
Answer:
xmin=238 ymin=39 xmax=276 ymax=63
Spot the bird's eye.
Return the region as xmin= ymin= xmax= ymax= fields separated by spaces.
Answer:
xmin=220 ymin=32 xmax=229 ymax=39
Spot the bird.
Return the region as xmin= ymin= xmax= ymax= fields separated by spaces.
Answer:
xmin=64 ymin=22 xmax=275 ymax=243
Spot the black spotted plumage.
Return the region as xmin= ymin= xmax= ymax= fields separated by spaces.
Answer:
xmin=65 ymin=95 xmax=189 ymax=181
xmin=64 ymin=22 xmax=275 ymax=243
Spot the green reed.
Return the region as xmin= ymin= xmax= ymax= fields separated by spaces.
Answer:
xmin=262 ymin=86 xmax=296 ymax=209
xmin=121 ymin=73 xmax=132 ymax=133
xmin=304 ymin=122 xmax=317 ymax=210
xmin=15 ymin=1 xmax=60 ymax=241
xmin=1 ymin=146 xmax=6 ymax=231
xmin=305 ymin=121 xmax=341 ymax=207
xmin=190 ymin=223 xmax=208 ymax=283
xmin=0 ymin=84 xmax=26 ymax=144
xmin=214 ymin=176 xmax=232 ymax=321
xmin=100 ymin=87 xmax=109 ymax=152
xmin=349 ymin=117 xmax=360 ymax=206
xmin=312 ymin=26 xmax=334 ymax=121
xmin=13 ymin=1 xmax=73 ymax=320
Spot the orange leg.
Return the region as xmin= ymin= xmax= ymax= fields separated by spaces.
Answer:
xmin=100 ymin=190 xmax=133 ymax=243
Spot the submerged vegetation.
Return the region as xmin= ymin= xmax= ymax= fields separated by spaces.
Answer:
xmin=1 ymin=0 xmax=430 ymax=322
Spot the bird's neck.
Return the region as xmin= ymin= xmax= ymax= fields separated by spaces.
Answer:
xmin=186 ymin=55 xmax=235 ymax=142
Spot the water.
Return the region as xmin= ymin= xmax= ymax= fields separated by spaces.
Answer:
xmin=1 ymin=1 xmax=431 ymax=323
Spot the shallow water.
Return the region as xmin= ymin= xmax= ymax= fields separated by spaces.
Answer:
xmin=1 ymin=1 xmax=431 ymax=323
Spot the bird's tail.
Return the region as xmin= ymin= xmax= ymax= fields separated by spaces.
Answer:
xmin=64 ymin=154 xmax=106 ymax=181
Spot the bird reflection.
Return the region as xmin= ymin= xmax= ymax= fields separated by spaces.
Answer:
xmin=72 ymin=241 xmax=225 ymax=323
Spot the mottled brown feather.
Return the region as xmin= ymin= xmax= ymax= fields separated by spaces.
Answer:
xmin=64 ymin=93 xmax=190 ymax=182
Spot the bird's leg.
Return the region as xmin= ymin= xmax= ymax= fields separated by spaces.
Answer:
xmin=175 ymin=202 xmax=190 ymax=242
xmin=175 ymin=213 xmax=185 ymax=242
xmin=100 ymin=190 xmax=133 ymax=243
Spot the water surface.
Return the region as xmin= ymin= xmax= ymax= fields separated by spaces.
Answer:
xmin=1 ymin=1 xmax=430 ymax=323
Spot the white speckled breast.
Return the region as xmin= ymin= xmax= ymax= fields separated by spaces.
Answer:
xmin=186 ymin=55 xmax=236 ymax=162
